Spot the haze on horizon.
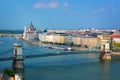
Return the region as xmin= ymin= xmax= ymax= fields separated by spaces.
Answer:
xmin=0 ymin=0 xmax=120 ymax=30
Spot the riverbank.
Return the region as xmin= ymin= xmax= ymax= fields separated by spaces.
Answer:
xmin=112 ymin=52 xmax=120 ymax=55
xmin=0 ymin=33 xmax=21 ymax=37
xmin=0 ymin=33 xmax=10 ymax=37
xmin=28 ymin=41 xmax=88 ymax=51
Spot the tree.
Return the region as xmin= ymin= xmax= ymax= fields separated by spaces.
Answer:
xmin=70 ymin=42 xmax=74 ymax=47
xmin=3 ymin=68 xmax=14 ymax=77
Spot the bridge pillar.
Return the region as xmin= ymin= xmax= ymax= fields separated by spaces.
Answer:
xmin=100 ymin=42 xmax=111 ymax=60
xmin=12 ymin=43 xmax=24 ymax=69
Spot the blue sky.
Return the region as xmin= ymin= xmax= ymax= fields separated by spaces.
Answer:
xmin=0 ymin=0 xmax=120 ymax=30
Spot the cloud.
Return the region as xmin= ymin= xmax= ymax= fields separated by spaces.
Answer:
xmin=63 ymin=2 xmax=69 ymax=7
xmin=34 ymin=1 xmax=59 ymax=8
xmin=34 ymin=1 xmax=69 ymax=9
xmin=110 ymin=5 xmax=117 ymax=12
xmin=48 ymin=1 xmax=59 ymax=8
xmin=93 ymin=5 xmax=117 ymax=14
xmin=34 ymin=3 xmax=46 ymax=8
xmin=93 ymin=6 xmax=107 ymax=14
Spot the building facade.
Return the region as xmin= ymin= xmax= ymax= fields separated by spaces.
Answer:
xmin=39 ymin=34 xmax=66 ymax=44
xmin=39 ymin=33 xmax=99 ymax=48
xmin=23 ymin=22 xmax=39 ymax=41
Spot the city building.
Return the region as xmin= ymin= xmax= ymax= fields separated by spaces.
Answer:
xmin=39 ymin=33 xmax=66 ymax=44
xmin=22 ymin=22 xmax=39 ymax=41
xmin=39 ymin=32 xmax=99 ymax=48
xmin=111 ymin=34 xmax=120 ymax=43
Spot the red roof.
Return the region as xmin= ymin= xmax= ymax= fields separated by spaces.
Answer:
xmin=111 ymin=34 xmax=120 ymax=38
xmin=82 ymin=31 xmax=91 ymax=35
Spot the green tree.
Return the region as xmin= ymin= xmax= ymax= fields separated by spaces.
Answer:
xmin=3 ymin=68 xmax=14 ymax=77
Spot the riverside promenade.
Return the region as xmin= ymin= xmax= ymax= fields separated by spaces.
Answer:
xmin=0 ymin=33 xmax=15 ymax=37
xmin=27 ymin=41 xmax=88 ymax=51
xmin=0 ymin=33 xmax=21 ymax=37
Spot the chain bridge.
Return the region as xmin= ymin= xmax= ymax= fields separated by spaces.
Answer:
xmin=0 ymin=44 xmax=98 ymax=62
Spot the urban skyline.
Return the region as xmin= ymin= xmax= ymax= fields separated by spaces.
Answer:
xmin=0 ymin=0 xmax=120 ymax=30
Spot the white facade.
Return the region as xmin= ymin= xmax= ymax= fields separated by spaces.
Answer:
xmin=72 ymin=37 xmax=81 ymax=45
xmin=15 ymin=73 xmax=23 ymax=80
xmin=113 ymin=38 xmax=120 ymax=43
xmin=14 ymin=43 xmax=22 ymax=57
xmin=22 ymin=22 xmax=39 ymax=41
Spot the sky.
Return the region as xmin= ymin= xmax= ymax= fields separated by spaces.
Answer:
xmin=0 ymin=0 xmax=120 ymax=30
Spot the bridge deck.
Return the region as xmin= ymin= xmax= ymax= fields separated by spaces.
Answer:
xmin=1 ymin=51 xmax=120 ymax=62
xmin=0 ymin=51 xmax=99 ymax=61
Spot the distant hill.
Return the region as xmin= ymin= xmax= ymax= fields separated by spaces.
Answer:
xmin=0 ymin=30 xmax=23 ymax=34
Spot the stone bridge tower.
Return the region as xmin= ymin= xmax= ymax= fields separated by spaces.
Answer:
xmin=12 ymin=43 xmax=24 ymax=69
xmin=98 ymin=35 xmax=112 ymax=60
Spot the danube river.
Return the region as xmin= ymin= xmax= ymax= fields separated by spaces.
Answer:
xmin=0 ymin=36 xmax=120 ymax=80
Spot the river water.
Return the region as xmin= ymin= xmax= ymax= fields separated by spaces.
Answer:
xmin=0 ymin=36 xmax=120 ymax=80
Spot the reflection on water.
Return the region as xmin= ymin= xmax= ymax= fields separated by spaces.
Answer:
xmin=13 ymin=68 xmax=25 ymax=80
xmin=99 ymin=59 xmax=111 ymax=80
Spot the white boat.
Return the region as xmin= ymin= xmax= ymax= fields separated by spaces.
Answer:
xmin=49 ymin=46 xmax=73 ymax=51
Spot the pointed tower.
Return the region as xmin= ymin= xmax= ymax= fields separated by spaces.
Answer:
xmin=23 ymin=26 xmax=27 ymax=40
xmin=24 ymin=25 xmax=27 ymax=33
xmin=28 ymin=22 xmax=36 ymax=31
